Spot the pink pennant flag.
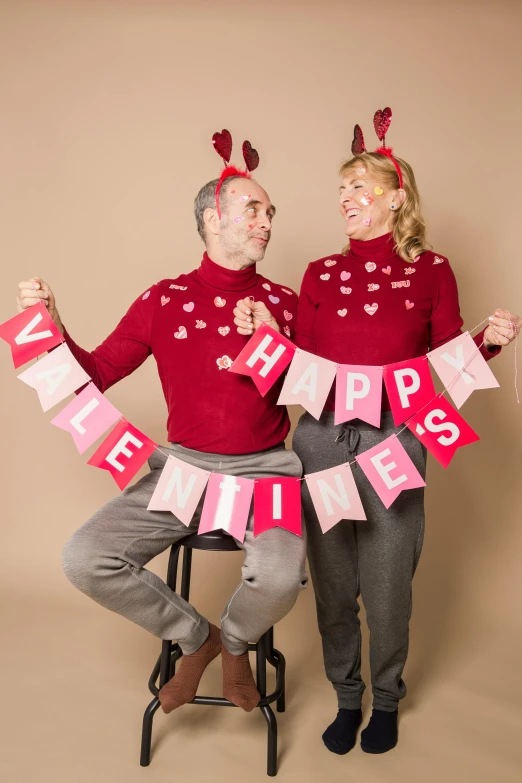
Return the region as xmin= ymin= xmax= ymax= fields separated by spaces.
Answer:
xmin=229 ymin=323 xmax=296 ymax=396
xmin=0 ymin=302 xmax=63 ymax=368
xmin=383 ymin=356 xmax=436 ymax=427
xmin=356 ymin=435 xmax=426 ymax=509
xmin=427 ymin=332 xmax=499 ymax=409
xmin=87 ymin=418 xmax=157 ymax=490
xmin=305 ymin=464 xmax=366 ymax=534
xmin=335 ymin=364 xmax=383 ymax=427
xmin=50 ymin=383 xmax=121 ymax=453
xmin=148 ymin=455 xmax=210 ymax=526
xmin=277 ymin=349 xmax=337 ymax=419
xmin=17 ymin=343 xmax=91 ymax=412
xmin=406 ymin=394 xmax=480 ymax=468
xmin=253 ymin=477 xmax=302 ymax=537
xmin=198 ymin=473 xmax=254 ymax=543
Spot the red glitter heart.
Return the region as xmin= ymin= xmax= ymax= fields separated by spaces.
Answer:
xmin=351 ymin=124 xmax=366 ymax=156
xmin=242 ymin=140 xmax=260 ymax=172
xmin=212 ymin=129 xmax=232 ymax=163
xmin=373 ymin=107 xmax=392 ymax=143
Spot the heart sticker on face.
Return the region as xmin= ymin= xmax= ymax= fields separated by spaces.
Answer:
xmin=233 ymin=216 xmax=244 ymax=224
xmin=218 ymin=326 xmax=230 ymax=336
xmin=340 ymin=286 xmax=352 ymax=294
xmin=320 ymin=273 xmax=330 ymax=281
xmin=364 ymin=303 xmax=379 ymax=316
xmin=365 ymin=262 xmax=377 ymax=273
xmin=216 ymin=355 xmax=233 ymax=370
xmin=195 ymin=320 xmax=206 ymax=329
xmin=268 ymin=295 xmax=280 ymax=304
xmin=183 ymin=302 xmax=194 ymax=312
xmin=374 ymin=186 xmax=384 ymax=196
xmin=405 ymin=300 xmax=415 ymax=310
xmin=362 ymin=217 xmax=372 ymax=226
xmin=338 ymin=308 xmax=347 ymax=317
xmin=174 ymin=326 xmax=187 ymax=339
xmin=382 ymin=266 xmax=392 ymax=275
xmin=283 ymin=325 xmax=291 ymax=337
xmin=324 ymin=259 xmax=337 ymax=267
xmin=281 ymin=287 xmax=293 ymax=295
xmin=161 ymin=296 xmax=170 ymax=306
xmin=170 ymin=284 xmax=188 ymax=290
xmin=262 ymin=282 xmax=271 ymax=291
xmin=214 ymin=297 xmax=226 ymax=307
xmin=142 ymin=291 xmax=150 ymax=300
xmin=433 ymin=256 xmax=444 ymax=264
xmin=340 ymin=271 xmax=351 ymax=281
xmin=284 ymin=310 xmax=293 ymax=321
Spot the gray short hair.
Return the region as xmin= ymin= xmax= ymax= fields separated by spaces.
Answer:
xmin=194 ymin=176 xmax=237 ymax=242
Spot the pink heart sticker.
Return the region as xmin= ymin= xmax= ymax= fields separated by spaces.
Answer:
xmin=337 ymin=308 xmax=347 ymax=317
xmin=284 ymin=310 xmax=293 ymax=321
xmin=364 ymin=303 xmax=379 ymax=316
xmin=218 ymin=326 xmax=230 ymax=336
xmin=216 ymin=355 xmax=232 ymax=370
xmin=340 ymin=271 xmax=351 ymax=281
xmin=382 ymin=266 xmax=392 ymax=275
xmin=365 ymin=262 xmax=377 ymax=273
xmin=283 ymin=325 xmax=291 ymax=337
xmin=362 ymin=217 xmax=371 ymax=226
xmin=183 ymin=302 xmax=194 ymax=312
xmin=214 ymin=297 xmax=226 ymax=307
xmin=262 ymin=282 xmax=271 ymax=291
xmin=340 ymin=286 xmax=352 ymax=294
xmin=324 ymin=259 xmax=337 ymax=267
xmin=405 ymin=300 xmax=415 ymax=310
xmin=433 ymin=256 xmax=444 ymax=265
xmin=174 ymin=326 xmax=187 ymax=339
xmin=268 ymin=295 xmax=280 ymax=304
xmin=161 ymin=296 xmax=170 ymax=306
xmin=142 ymin=291 xmax=151 ymax=300
xmin=320 ymin=273 xmax=330 ymax=281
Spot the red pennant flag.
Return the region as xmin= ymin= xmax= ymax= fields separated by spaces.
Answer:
xmin=383 ymin=355 xmax=436 ymax=427
xmin=406 ymin=394 xmax=480 ymax=468
xmin=0 ymin=302 xmax=63 ymax=368
xmin=87 ymin=418 xmax=157 ymax=490
xmin=229 ymin=323 xmax=296 ymax=396
xmin=253 ymin=477 xmax=302 ymax=537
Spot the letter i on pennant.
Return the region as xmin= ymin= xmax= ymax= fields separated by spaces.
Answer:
xmin=198 ymin=473 xmax=254 ymax=543
xmin=253 ymin=477 xmax=302 ymax=536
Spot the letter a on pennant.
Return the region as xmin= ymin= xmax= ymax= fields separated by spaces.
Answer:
xmin=356 ymin=435 xmax=425 ymax=509
xmin=87 ymin=418 xmax=157 ymax=490
xmin=253 ymin=477 xmax=302 ymax=537
xmin=427 ymin=332 xmax=499 ymax=409
xmin=229 ymin=323 xmax=296 ymax=396
xmin=198 ymin=473 xmax=254 ymax=543
xmin=17 ymin=343 xmax=91 ymax=412
xmin=383 ymin=356 xmax=436 ymax=427
xmin=0 ymin=302 xmax=63 ymax=368
xmin=277 ymin=349 xmax=337 ymax=419
xmin=406 ymin=394 xmax=480 ymax=468
xmin=148 ymin=455 xmax=210 ymax=526
xmin=305 ymin=464 xmax=366 ymax=534
xmin=50 ymin=382 xmax=121 ymax=453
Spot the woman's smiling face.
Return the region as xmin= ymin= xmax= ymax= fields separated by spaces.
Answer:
xmin=339 ymin=166 xmax=396 ymax=240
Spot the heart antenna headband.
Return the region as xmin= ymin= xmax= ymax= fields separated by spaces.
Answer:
xmin=350 ymin=107 xmax=403 ymax=189
xmin=212 ymin=129 xmax=260 ymax=218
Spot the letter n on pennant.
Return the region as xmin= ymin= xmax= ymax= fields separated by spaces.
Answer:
xmin=305 ymin=464 xmax=366 ymax=534
xmin=148 ymin=455 xmax=210 ymax=526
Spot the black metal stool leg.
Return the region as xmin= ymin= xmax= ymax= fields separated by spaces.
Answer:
xmin=140 ymin=698 xmax=161 ymax=766
xmin=257 ymin=632 xmax=278 ymax=776
xmin=265 ymin=627 xmax=285 ymax=713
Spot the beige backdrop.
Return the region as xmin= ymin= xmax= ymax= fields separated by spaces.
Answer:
xmin=1 ymin=1 xmax=521 ymax=781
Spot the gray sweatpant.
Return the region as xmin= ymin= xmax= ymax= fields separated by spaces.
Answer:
xmin=62 ymin=443 xmax=307 ymax=656
xmin=293 ymin=411 xmax=426 ymax=712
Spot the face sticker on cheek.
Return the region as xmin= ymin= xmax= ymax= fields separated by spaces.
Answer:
xmin=240 ymin=194 xmax=252 ymax=201
xmin=248 ymin=224 xmax=254 ymax=229
xmin=374 ymin=186 xmax=384 ymax=196
xmin=360 ymin=195 xmax=374 ymax=206
xmin=234 ymin=216 xmax=244 ymax=224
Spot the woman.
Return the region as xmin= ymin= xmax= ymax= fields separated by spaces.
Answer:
xmin=234 ymin=133 xmax=520 ymax=755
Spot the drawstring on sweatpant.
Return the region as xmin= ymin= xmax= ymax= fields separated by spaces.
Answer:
xmin=335 ymin=423 xmax=361 ymax=461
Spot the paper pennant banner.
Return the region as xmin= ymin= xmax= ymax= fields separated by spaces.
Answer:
xmin=148 ymin=455 xmax=210 ymax=526
xmin=0 ymin=302 xmax=63 ymax=368
xmin=383 ymin=355 xmax=436 ymax=427
xmin=305 ymin=464 xmax=366 ymax=534
xmin=335 ymin=364 xmax=383 ymax=427
xmin=356 ymin=434 xmax=426 ymax=509
xmin=229 ymin=323 xmax=296 ymax=396
xmin=198 ymin=473 xmax=254 ymax=543
xmin=17 ymin=343 xmax=91 ymax=412
xmin=427 ymin=332 xmax=499 ymax=409
xmin=253 ymin=477 xmax=302 ymax=537
xmin=277 ymin=349 xmax=337 ymax=419
xmin=406 ymin=394 xmax=480 ymax=468
xmin=87 ymin=418 xmax=157 ymax=490
xmin=50 ymin=382 xmax=122 ymax=453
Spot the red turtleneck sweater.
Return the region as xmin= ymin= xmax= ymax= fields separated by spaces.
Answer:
xmin=294 ymin=233 xmax=499 ymax=411
xmin=63 ymin=254 xmax=298 ymax=453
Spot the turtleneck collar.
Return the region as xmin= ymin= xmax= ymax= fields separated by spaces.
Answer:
xmin=197 ymin=252 xmax=259 ymax=292
xmin=348 ymin=232 xmax=397 ymax=264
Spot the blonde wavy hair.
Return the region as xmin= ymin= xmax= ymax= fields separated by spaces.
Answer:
xmin=339 ymin=152 xmax=431 ymax=262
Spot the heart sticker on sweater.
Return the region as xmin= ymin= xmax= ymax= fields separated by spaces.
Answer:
xmin=433 ymin=256 xmax=444 ymax=264
xmin=283 ymin=325 xmax=291 ymax=337
xmin=365 ymin=262 xmax=377 ymax=273
xmin=183 ymin=302 xmax=195 ymax=312
xmin=174 ymin=326 xmax=187 ymax=339
xmin=405 ymin=300 xmax=415 ymax=310
xmin=284 ymin=310 xmax=293 ymax=321
xmin=281 ymin=288 xmax=293 ymax=295
xmin=218 ymin=326 xmax=230 ymax=336
xmin=216 ymin=355 xmax=233 ymax=370
xmin=142 ymin=291 xmax=150 ymax=300
xmin=195 ymin=320 xmax=206 ymax=329
xmin=337 ymin=308 xmax=347 ymax=317
xmin=404 ymin=267 xmax=416 ymax=275
xmin=382 ymin=266 xmax=392 ymax=275
xmin=170 ymin=284 xmax=188 ymax=290
xmin=320 ymin=273 xmax=330 ymax=281
xmin=269 ymin=295 xmax=280 ymax=304
xmin=364 ymin=303 xmax=379 ymax=316
xmin=324 ymin=259 xmax=337 ymax=267
xmin=214 ymin=297 xmax=226 ymax=307
xmin=262 ymin=282 xmax=271 ymax=291
xmin=340 ymin=271 xmax=351 ymax=281
xmin=368 ymin=283 xmax=380 ymax=292
xmin=340 ymin=286 xmax=352 ymax=294
xmin=161 ymin=296 xmax=170 ymax=306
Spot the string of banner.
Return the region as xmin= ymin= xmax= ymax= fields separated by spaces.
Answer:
xmin=0 ymin=301 xmax=517 ymax=541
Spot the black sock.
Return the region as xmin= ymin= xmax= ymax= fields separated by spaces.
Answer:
xmin=360 ymin=709 xmax=398 ymax=754
xmin=322 ymin=708 xmax=363 ymax=755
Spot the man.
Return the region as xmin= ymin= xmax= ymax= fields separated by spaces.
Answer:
xmin=16 ymin=172 xmax=307 ymax=714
